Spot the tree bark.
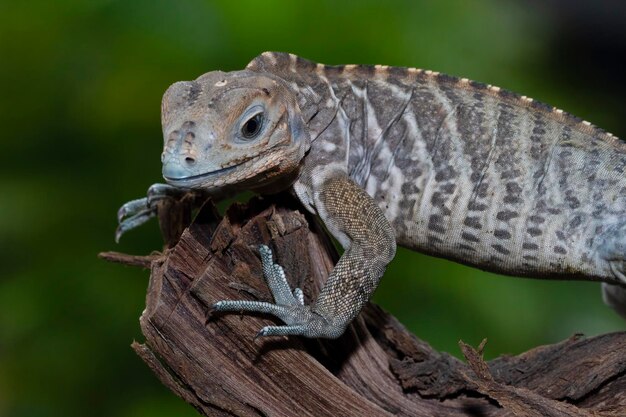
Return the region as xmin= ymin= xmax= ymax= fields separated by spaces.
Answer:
xmin=101 ymin=194 xmax=626 ymax=417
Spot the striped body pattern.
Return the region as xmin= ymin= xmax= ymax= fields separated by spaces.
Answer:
xmin=249 ymin=52 xmax=626 ymax=284
xmin=119 ymin=52 xmax=626 ymax=338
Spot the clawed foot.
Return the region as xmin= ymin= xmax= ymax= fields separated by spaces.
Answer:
xmin=116 ymin=183 xmax=186 ymax=242
xmin=212 ymin=245 xmax=343 ymax=339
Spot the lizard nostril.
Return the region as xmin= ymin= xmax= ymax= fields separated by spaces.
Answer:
xmin=185 ymin=156 xmax=196 ymax=165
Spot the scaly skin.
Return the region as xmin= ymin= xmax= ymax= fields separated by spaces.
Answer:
xmin=118 ymin=52 xmax=626 ymax=338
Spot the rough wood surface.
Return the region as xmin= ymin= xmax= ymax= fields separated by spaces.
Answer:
xmin=104 ymin=194 xmax=626 ymax=416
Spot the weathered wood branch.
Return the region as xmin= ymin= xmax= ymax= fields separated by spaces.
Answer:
xmin=103 ymin=194 xmax=626 ymax=416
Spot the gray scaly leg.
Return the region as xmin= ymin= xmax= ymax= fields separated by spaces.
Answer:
xmin=212 ymin=175 xmax=396 ymax=339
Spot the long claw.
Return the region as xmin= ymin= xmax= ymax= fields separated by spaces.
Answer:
xmin=117 ymin=198 xmax=149 ymax=222
xmin=115 ymin=208 xmax=156 ymax=243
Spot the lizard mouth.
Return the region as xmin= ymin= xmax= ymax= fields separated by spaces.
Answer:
xmin=162 ymin=156 xmax=260 ymax=187
xmin=163 ymin=163 xmax=240 ymax=183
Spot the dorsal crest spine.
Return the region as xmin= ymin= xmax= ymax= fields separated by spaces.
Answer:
xmin=248 ymin=51 xmax=620 ymax=144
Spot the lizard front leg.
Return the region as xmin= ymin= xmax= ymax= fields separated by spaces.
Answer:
xmin=212 ymin=175 xmax=397 ymax=339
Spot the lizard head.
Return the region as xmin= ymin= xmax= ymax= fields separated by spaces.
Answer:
xmin=160 ymin=70 xmax=310 ymax=191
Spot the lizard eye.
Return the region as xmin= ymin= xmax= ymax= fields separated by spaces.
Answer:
xmin=241 ymin=113 xmax=264 ymax=139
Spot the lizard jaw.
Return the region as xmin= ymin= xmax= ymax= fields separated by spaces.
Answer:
xmin=162 ymin=152 xmax=279 ymax=190
xmin=163 ymin=162 xmax=241 ymax=186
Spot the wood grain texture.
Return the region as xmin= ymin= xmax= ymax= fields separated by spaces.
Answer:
xmin=104 ymin=194 xmax=626 ymax=416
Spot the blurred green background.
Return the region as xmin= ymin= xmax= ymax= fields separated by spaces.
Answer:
xmin=1 ymin=1 xmax=625 ymax=416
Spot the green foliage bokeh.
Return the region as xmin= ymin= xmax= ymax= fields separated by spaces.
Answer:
xmin=1 ymin=1 xmax=624 ymax=416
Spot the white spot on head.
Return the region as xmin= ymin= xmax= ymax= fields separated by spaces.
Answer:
xmin=460 ymin=78 xmax=469 ymax=84
xmin=215 ymin=79 xmax=227 ymax=87
xmin=489 ymin=85 xmax=501 ymax=93
xmin=555 ymin=108 xmax=564 ymax=114
xmin=582 ymin=120 xmax=592 ymax=126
